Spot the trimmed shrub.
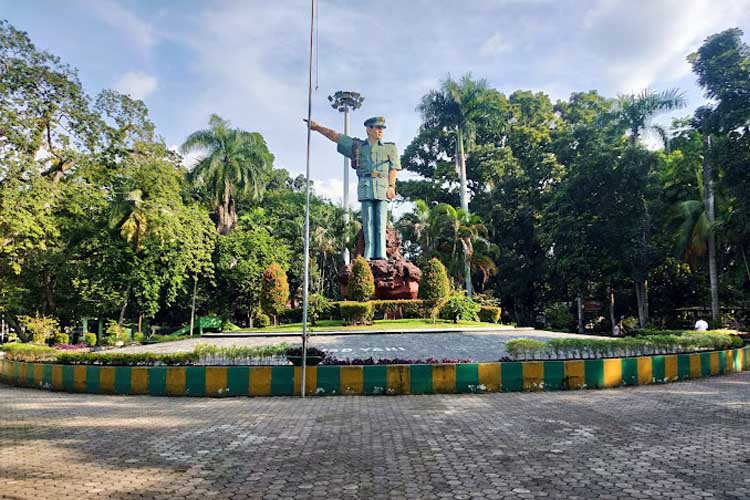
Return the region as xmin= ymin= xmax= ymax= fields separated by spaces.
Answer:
xmin=308 ymin=293 xmax=332 ymax=326
xmin=340 ymin=301 xmax=374 ymax=325
xmin=280 ymin=307 xmax=303 ymax=324
xmin=478 ymin=306 xmax=502 ymax=324
xmin=371 ymin=299 xmax=425 ymax=319
xmin=439 ymin=292 xmax=481 ymax=323
xmin=53 ymin=333 xmax=70 ymax=345
xmin=0 ymin=343 xmax=58 ymax=362
xmin=18 ymin=314 xmax=59 ymax=344
xmin=255 ymin=313 xmax=271 ymax=328
xmin=506 ymin=339 xmax=547 ymax=360
xmin=261 ymin=263 xmax=290 ymax=323
xmin=83 ymin=333 xmax=98 ymax=347
xmin=418 ymin=258 xmax=450 ymax=322
xmin=348 ymin=256 xmax=375 ymax=302
xmin=133 ymin=333 xmax=146 ymax=343
xmin=543 ymin=303 xmax=574 ymax=332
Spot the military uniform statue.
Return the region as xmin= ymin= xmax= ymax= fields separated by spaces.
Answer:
xmin=305 ymin=116 xmax=400 ymax=260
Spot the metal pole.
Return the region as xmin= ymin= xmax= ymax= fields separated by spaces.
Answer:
xmin=343 ymin=108 xmax=350 ymax=265
xmin=301 ymin=0 xmax=316 ymax=398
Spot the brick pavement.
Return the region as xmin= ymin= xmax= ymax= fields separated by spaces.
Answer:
xmin=1 ymin=373 xmax=749 ymax=499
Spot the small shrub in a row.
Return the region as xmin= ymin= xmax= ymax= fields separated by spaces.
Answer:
xmin=1 ymin=343 xmax=58 ymax=362
xmin=340 ymin=301 xmax=374 ymax=325
xmin=194 ymin=343 xmax=291 ymax=365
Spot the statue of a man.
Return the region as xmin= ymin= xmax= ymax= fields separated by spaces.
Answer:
xmin=305 ymin=116 xmax=400 ymax=260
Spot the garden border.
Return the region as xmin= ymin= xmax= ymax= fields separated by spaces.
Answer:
xmin=1 ymin=346 xmax=747 ymax=397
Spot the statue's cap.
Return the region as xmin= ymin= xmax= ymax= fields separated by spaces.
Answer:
xmin=364 ymin=116 xmax=386 ymax=128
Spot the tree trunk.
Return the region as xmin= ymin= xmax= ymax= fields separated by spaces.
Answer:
xmin=456 ymin=129 xmax=473 ymax=297
xmin=189 ymin=276 xmax=197 ymax=337
xmin=704 ymin=134 xmax=720 ymax=324
xmin=609 ymin=286 xmax=617 ymax=336
xmin=634 ymin=278 xmax=648 ymax=328
xmin=118 ymin=284 xmax=131 ymax=326
xmin=577 ymin=295 xmax=584 ymax=334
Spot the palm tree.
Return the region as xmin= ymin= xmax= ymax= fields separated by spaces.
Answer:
xmin=417 ymin=74 xmax=499 ymax=295
xmin=615 ymin=88 xmax=687 ymax=328
xmin=181 ymin=114 xmax=273 ymax=235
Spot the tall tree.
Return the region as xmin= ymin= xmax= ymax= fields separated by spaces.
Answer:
xmin=181 ymin=115 xmax=274 ymax=235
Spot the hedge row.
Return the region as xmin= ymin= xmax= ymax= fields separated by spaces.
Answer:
xmin=506 ymin=333 xmax=744 ymax=361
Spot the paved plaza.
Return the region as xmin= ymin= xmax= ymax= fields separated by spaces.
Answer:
xmin=119 ymin=330 xmax=604 ymax=361
xmin=1 ymin=373 xmax=749 ymax=499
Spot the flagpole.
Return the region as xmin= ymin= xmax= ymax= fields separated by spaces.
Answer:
xmin=301 ymin=0 xmax=316 ymax=398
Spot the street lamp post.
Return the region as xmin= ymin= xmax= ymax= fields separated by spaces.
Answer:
xmin=328 ymin=91 xmax=364 ymax=265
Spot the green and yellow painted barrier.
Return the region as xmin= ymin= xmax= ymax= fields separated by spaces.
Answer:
xmin=1 ymin=346 xmax=747 ymax=397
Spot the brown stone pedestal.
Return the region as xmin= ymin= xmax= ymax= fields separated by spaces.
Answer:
xmin=339 ymin=227 xmax=422 ymax=300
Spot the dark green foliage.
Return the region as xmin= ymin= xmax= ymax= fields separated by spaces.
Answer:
xmin=308 ymin=293 xmax=332 ymax=326
xmin=478 ymin=305 xmax=501 ymax=323
xmin=371 ymin=299 xmax=426 ymax=319
xmin=348 ymin=257 xmax=375 ymax=302
xmin=52 ymin=333 xmax=70 ymax=345
xmin=255 ymin=313 xmax=271 ymax=328
xmin=339 ymin=301 xmax=374 ymax=325
xmin=83 ymin=333 xmax=97 ymax=347
xmin=543 ymin=304 xmax=575 ymax=332
xmin=418 ymin=258 xmax=450 ymax=303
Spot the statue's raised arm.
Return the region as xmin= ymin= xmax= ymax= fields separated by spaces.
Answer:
xmin=303 ymin=119 xmax=340 ymax=144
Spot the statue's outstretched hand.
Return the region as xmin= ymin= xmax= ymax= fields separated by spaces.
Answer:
xmin=303 ymin=118 xmax=319 ymax=131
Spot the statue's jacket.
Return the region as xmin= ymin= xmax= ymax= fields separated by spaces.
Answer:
xmin=337 ymin=134 xmax=400 ymax=201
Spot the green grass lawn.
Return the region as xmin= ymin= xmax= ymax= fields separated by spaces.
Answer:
xmin=225 ymin=318 xmax=511 ymax=334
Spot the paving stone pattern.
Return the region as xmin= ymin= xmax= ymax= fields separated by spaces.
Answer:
xmin=2 ymin=373 xmax=749 ymax=499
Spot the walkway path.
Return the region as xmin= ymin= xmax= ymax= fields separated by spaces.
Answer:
xmin=1 ymin=374 xmax=748 ymax=499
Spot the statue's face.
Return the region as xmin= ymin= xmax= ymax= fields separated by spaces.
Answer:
xmin=366 ymin=125 xmax=384 ymax=142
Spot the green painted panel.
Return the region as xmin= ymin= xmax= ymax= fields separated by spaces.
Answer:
xmin=700 ymin=352 xmax=711 ymax=377
xmin=501 ymin=362 xmax=523 ymax=392
xmin=227 ymin=366 xmax=249 ymax=396
xmin=12 ymin=360 xmax=20 ymax=383
xmin=42 ymin=364 xmax=53 ymax=387
xmin=271 ymin=366 xmax=294 ymax=396
xmin=62 ymin=365 xmax=75 ymax=392
xmin=651 ymin=356 xmax=665 ymax=382
xmin=185 ymin=367 xmax=206 ymax=396
xmin=584 ymin=359 xmax=604 ymax=389
xmin=363 ymin=365 xmax=387 ymax=395
xmin=115 ymin=367 xmax=131 ymax=394
xmin=543 ymin=361 xmax=565 ymax=390
xmin=316 ymin=366 xmax=340 ymax=395
xmin=86 ymin=366 xmax=101 ymax=393
xmin=455 ymin=364 xmax=479 ymax=393
xmin=621 ymin=358 xmax=638 ymax=386
xmin=148 ymin=367 xmax=167 ymax=396
xmin=718 ymin=351 xmax=727 ymax=374
xmin=677 ymin=354 xmax=691 ymax=380
xmin=410 ymin=365 xmax=433 ymax=394
xmin=25 ymin=363 xmax=35 ymax=386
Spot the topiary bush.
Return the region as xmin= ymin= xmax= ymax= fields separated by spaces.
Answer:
xmin=439 ymin=292 xmax=481 ymax=323
xmin=255 ymin=313 xmax=271 ymax=328
xmin=418 ymin=258 xmax=450 ymax=322
xmin=340 ymin=301 xmax=374 ymax=325
xmin=83 ymin=332 xmax=97 ymax=347
xmin=478 ymin=306 xmax=502 ymax=323
xmin=261 ymin=263 xmax=290 ymax=324
xmin=348 ymin=256 xmax=375 ymax=302
xmin=53 ymin=333 xmax=70 ymax=345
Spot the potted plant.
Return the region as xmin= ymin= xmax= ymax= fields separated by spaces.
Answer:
xmin=285 ymin=346 xmax=326 ymax=366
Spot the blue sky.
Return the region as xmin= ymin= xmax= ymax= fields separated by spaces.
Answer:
xmin=3 ymin=0 xmax=750 ymax=205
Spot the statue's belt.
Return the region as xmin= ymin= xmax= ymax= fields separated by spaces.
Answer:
xmin=358 ymin=170 xmax=387 ymax=178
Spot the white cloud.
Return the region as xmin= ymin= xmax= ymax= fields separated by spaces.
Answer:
xmin=114 ymin=71 xmax=158 ymax=100
xmin=84 ymin=0 xmax=157 ymax=53
xmin=480 ymin=33 xmax=512 ymax=56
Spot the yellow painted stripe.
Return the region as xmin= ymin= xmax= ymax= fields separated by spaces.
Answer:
xmin=166 ymin=367 xmax=186 ymax=396
xmin=664 ymin=355 xmax=678 ymax=381
xmin=637 ymin=357 xmax=652 ymax=385
xmin=564 ymin=360 xmax=585 ymax=389
xmin=33 ymin=364 xmax=43 ymax=386
xmin=100 ymin=367 xmax=116 ymax=394
xmin=205 ymin=367 xmax=228 ymax=396
xmin=340 ymin=366 xmax=364 ymax=395
xmin=386 ymin=365 xmax=410 ymax=395
xmin=249 ymin=366 xmax=272 ymax=396
xmin=737 ymin=349 xmax=744 ymax=371
xmin=432 ymin=364 xmax=456 ymax=393
xmin=689 ymin=354 xmax=701 ymax=379
xmin=522 ymin=362 xmax=544 ymax=391
xmin=18 ymin=362 xmax=27 ymax=385
xmin=710 ymin=352 xmax=719 ymax=375
xmin=73 ymin=366 xmax=87 ymax=392
xmin=294 ymin=367 xmax=317 ymax=396
xmin=52 ymin=365 xmax=63 ymax=390
xmin=478 ymin=363 xmax=501 ymax=392
xmin=131 ymin=367 xmax=149 ymax=394
xmin=603 ymin=359 xmax=622 ymax=388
